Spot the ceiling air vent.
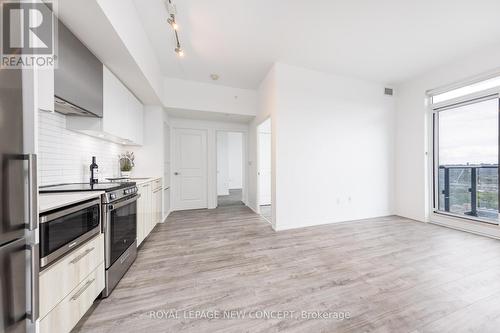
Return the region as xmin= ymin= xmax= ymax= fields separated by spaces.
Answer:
xmin=384 ymin=88 xmax=394 ymax=96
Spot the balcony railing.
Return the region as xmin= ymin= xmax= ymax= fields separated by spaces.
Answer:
xmin=438 ymin=165 xmax=498 ymax=222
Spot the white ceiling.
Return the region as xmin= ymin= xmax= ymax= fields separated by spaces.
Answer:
xmin=134 ymin=0 xmax=500 ymax=89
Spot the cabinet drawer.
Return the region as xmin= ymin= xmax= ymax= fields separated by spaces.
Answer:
xmin=39 ymin=233 xmax=104 ymax=318
xmin=40 ymin=262 xmax=105 ymax=333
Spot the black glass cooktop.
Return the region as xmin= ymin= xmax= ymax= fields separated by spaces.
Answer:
xmin=39 ymin=182 xmax=135 ymax=193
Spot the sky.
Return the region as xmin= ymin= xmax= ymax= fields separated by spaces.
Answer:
xmin=439 ymin=98 xmax=498 ymax=165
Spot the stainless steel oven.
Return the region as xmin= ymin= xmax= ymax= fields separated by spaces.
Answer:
xmin=102 ymin=189 xmax=139 ymax=297
xmin=39 ymin=198 xmax=101 ymax=268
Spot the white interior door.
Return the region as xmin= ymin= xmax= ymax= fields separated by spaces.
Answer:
xmin=173 ymin=128 xmax=208 ymax=210
xmin=259 ymin=132 xmax=272 ymax=205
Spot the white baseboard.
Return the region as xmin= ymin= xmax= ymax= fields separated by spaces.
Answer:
xmin=275 ymin=214 xmax=396 ymax=231
xmin=246 ymin=203 xmax=259 ymax=214
xmin=161 ymin=210 xmax=171 ymax=223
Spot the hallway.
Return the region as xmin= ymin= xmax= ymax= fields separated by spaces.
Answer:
xmin=217 ymin=189 xmax=244 ymax=207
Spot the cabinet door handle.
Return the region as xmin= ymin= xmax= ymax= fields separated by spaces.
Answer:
xmin=71 ymin=279 xmax=95 ymax=301
xmin=70 ymin=247 xmax=95 ymax=264
xmin=28 ymin=243 xmax=39 ymax=322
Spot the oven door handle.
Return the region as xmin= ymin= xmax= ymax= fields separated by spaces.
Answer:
xmin=108 ymin=194 xmax=140 ymax=211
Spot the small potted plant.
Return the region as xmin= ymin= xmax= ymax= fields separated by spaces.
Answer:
xmin=119 ymin=151 xmax=135 ymax=178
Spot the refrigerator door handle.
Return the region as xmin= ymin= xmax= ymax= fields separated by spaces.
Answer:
xmin=27 ymin=243 xmax=39 ymax=322
xmin=26 ymin=154 xmax=38 ymax=231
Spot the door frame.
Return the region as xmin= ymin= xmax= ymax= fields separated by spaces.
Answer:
xmin=163 ymin=119 xmax=171 ymax=220
xmin=256 ymin=117 xmax=272 ymax=223
xmin=215 ymin=130 xmax=248 ymax=207
xmin=172 ymin=127 xmax=209 ymax=211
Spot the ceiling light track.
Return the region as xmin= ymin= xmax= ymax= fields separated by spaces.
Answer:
xmin=166 ymin=0 xmax=183 ymax=57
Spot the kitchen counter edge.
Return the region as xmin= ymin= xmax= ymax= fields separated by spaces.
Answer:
xmin=39 ymin=191 xmax=105 ymax=214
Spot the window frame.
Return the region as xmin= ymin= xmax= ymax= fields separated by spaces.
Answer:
xmin=429 ymin=88 xmax=500 ymax=226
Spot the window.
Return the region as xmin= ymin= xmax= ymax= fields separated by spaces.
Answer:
xmin=433 ymin=96 xmax=499 ymax=224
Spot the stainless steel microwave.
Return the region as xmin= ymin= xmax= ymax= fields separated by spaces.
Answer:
xmin=39 ymin=198 xmax=101 ymax=268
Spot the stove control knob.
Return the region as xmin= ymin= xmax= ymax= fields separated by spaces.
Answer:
xmin=110 ymin=193 xmax=116 ymax=200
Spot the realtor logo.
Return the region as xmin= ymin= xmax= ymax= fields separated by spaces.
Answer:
xmin=1 ymin=0 xmax=57 ymax=68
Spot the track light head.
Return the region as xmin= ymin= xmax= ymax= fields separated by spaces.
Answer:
xmin=167 ymin=17 xmax=179 ymax=30
xmin=175 ymin=47 xmax=184 ymax=57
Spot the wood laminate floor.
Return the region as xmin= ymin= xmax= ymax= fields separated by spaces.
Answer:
xmin=217 ymin=189 xmax=244 ymax=207
xmin=260 ymin=205 xmax=272 ymax=222
xmin=73 ymin=206 xmax=500 ymax=333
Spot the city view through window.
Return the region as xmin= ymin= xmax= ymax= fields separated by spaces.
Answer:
xmin=437 ymin=98 xmax=499 ymax=222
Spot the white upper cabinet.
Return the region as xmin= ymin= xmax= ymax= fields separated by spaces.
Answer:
xmin=102 ymin=66 xmax=143 ymax=145
xmin=66 ymin=65 xmax=143 ymax=145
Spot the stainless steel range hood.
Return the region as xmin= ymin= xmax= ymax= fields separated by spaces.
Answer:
xmin=54 ymin=97 xmax=99 ymax=116
xmin=54 ymin=19 xmax=103 ymax=118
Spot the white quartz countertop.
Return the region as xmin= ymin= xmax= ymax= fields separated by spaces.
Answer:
xmin=108 ymin=177 xmax=162 ymax=186
xmin=133 ymin=177 xmax=161 ymax=185
xmin=39 ymin=191 xmax=104 ymax=214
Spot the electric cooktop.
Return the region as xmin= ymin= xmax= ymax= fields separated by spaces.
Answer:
xmin=39 ymin=182 xmax=136 ymax=193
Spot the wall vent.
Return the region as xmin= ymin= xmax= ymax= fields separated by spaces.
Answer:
xmin=384 ymin=87 xmax=394 ymax=96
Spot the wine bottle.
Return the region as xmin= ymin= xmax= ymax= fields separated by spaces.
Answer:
xmin=90 ymin=156 xmax=99 ymax=184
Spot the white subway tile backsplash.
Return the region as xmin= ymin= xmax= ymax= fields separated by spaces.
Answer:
xmin=38 ymin=111 xmax=123 ymax=186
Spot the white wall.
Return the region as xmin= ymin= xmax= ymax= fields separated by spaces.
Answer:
xmin=216 ymin=132 xmax=229 ymax=195
xmin=128 ymin=106 xmax=167 ymax=178
xmin=258 ymin=125 xmax=271 ymax=206
xmin=169 ymin=117 xmax=249 ymax=209
xmin=272 ymin=63 xmax=396 ymax=230
xmin=38 ymin=111 xmax=123 ymax=186
xmin=227 ymin=132 xmax=243 ymax=189
xmin=395 ymin=44 xmax=500 ymax=222
xmin=164 ymin=78 xmax=258 ymax=116
xmin=96 ymin=0 xmax=164 ymax=102
xmin=247 ymin=66 xmax=277 ymax=218
xmin=216 ymin=131 xmax=243 ymax=195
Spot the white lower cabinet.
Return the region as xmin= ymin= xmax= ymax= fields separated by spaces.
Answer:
xmin=137 ymin=182 xmax=149 ymax=245
xmin=153 ymin=189 xmax=162 ymax=225
xmin=39 ymin=234 xmax=105 ymax=333
xmin=137 ymin=178 xmax=162 ymax=246
xmin=39 ymin=263 xmax=105 ymax=333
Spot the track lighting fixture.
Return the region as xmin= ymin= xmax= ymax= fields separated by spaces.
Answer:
xmin=175 ymin=46 xmax=184 ymax=57
xmin=167 ymin=17 xmax=179 ymax=31
xmin=166 ymin=0 xmax=183 ymax=57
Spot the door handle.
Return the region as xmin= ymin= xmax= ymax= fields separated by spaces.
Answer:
xmin=174 ymin=172 xmax=180 ymax=176
xmin=71 ymin=279 xmax=95 ymax=301
xmin=28 ymin=243 xmax=39 ymax=322
xmin=26 ymin=154 xmax=38 ymax=231
xmin=70 ymin=247 xmax=95 ymax=264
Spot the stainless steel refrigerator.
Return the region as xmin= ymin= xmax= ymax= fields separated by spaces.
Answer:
xmin=0 ymin=68 xmax=39 ymax=333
